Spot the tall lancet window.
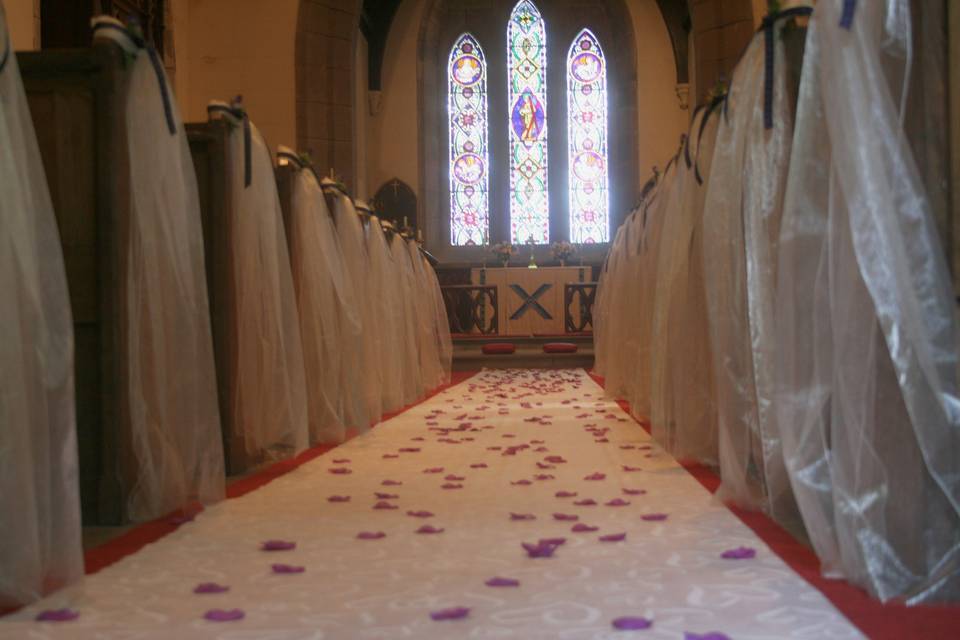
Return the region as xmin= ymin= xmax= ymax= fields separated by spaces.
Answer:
xmin=448 ymin=33 xmax=489 ymax=245
xmin=567 ymin=29 xmax=609 ymax=243
xmin=507 ymin=0 xmax=549 ymax=244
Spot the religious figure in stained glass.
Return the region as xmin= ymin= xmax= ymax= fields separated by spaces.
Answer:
xmin=567 ymin=28 xmax=609 ymax=243
xmin=508 ymin=0 xmax=549 ymax=244
xmin=448 ymin=33 xmax=489 ymax=246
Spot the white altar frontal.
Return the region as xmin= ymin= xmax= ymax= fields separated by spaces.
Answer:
xmin=470 ymin=266 xmax=590 ymax=335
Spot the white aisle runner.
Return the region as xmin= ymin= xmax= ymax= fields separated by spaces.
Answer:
xmin=1 ymin=369 xmax=862 ymax=639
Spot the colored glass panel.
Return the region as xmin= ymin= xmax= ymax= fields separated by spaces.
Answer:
xmin=567 ymin=28 xmax=609 ymax=243
xmin=448 ymin=33 xmax=489 ymax=245
xmin=508 ymin=1 xmax=549 ymax=244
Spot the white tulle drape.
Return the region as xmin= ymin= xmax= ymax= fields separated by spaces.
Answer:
xmin=365 ymin=216 xmax=406 ymax=413
xmin=327 ymin=183 xmax=378 ymax=429
xmin=212 ymin=108 xmax=308 ymax=460
xmin=390 ymin=233 xmax=424 ymax=404
xmin=280 ymin=150 xmax=353 ymax=444
xmin=701 ymin=13 xmax=801 ymax=524
xmin=93 ymin=18 xmax=224 ymax=522
xmin=775 ymin=0 xmax=960 ymax=603
xmin=0 ymin=8 xmax=84 ymax=606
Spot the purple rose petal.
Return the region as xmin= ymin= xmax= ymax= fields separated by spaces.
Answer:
xmin=470 ymin=463 xmax=488 ymax=469
xmin=573 ymin=498 xmax=598 ymax=506
xmin=584 ymin=472 xmax=606 ymax=481
xmin=261 ymin=540 xmax=296 ymax=551
xmin=373 ymin=501 xmax=399 ymax=510
xmin=721 ymin=546 xmax=757 ymax=560
xmin=522 ymin=541 xmax=560 ymax=558
xmin=485 ymin=576 xmax=520 ymax=587
xmin=204 ymin=609 xmax=245 ymax=622
xmin=327 ymin=495 xmax=350 ymax=503
xmin=555 ymin=491 xmax=578 ymax=498
xmin=641 ymin=513 xmax=668 ymax=521
xmin=622 ymin=465 xmax=643 ymax=472
xmin=622 ymin=489 xmax=646 ymax=496
xmin=407 ymin=510 xmax=434 ymax=518
xmin=511 ymin=479 xmax=533 ymax=486
xmin=375 ymin=492 xmax=399 ymax=500
xmin=572 ymin=523 xmax=599 ymax=533
xmin=332 ymin=459 xmax=350 ymax=464
xmin=194 ymin=582 xmax=230 ymax=594
xmin=537 ymin=462 xmax=556 ymax=470
xmin=540 ymin=537 xmax=567 ymax=546
xmin=612 ymin=616 xmax=652 ymax=630
xmin=441 ymin=483 xmax=463 ymax=490
xmin=423 ymin=467 xmax=444 ymax=474
xmin=400 ymin=448 xmax=421 ymax=453
xmin=553 ymin=513 xmax=579 ymax=521
xmin=684 ymin=633 xmax=732 ymax=640
xmin=382 ymin=453 xmax=399 ymax=459
xmin=599 ymin=532 xmax=627 ymax=542
xmin=329 ymin=467 xmax=352 ymax=475
xmin=510 ymin=512 xmax=536 ymax=521
xmin=35 ymin=609 xmax=79 ymax=622
xmin=430 ymin=606 xmax=470 ymax=621
xmin=382 ymin=480 xmax=402 ymax=486
xmin=605 ymin=498 xmax=631 ymax=507
xmin=415 ymin=525 xmax=445 ymax=534
xmin=271 ymin=563 xmax=305 ymax=574
xmin=620 ymin=445 xmax=636 ymax=450
xmin=534 ymin=474 xmax=555 ymax=481
xmin=544 ymin=456 xmax=567 ymax=463
xmin=444 ymin=474 xmax=465 ymax=481
xmin=595 ymin=438 xmax=610 ymax=443
xmin=356 ymin=531 xmax=386 ymax=540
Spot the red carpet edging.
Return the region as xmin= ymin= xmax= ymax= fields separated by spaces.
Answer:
xmin=587 ymin=369 xmax=959 ymax=640
xmin=83 ymin=370 xmax=480 ymax=576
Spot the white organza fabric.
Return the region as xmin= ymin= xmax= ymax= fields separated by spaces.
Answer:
xmin=407 ymin=240 xmax=444 ymax=390
xmin=93 ymin=18 xmax=224 ymax=522
xmin=0 ymin=10 xmax=84 ymax=607
xmin=211 ymin=108 xmax=308 ymax=459
xmin=281 ymin=151 xmax=356 ymax=443
xmin=701 ymin=15 xmax=801 ymax=525
xmin=389 ymin=233 xmax=424 ymax=404
xmin=366 ymin=217 xmax=406 ymax=413
xmin=0 ymin=370 xmax=863 ymax=640
xmin=425 ymin=254 xmax=453 ymax=385
xmin=327 ymin=183 xmax=378 ymax=429
xmin=775 ymin=0 xmax=960 ymax=603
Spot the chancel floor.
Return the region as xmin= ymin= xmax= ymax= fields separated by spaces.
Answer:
xmin=0 ymin=369 xmax=929 ymax=639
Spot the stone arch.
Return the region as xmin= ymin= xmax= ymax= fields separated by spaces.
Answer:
xmin=418 ymin=0 xmax=640 ymax=263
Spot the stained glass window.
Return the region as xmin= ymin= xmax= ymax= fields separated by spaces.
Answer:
xmin=448 ymin=33 xmax=489 ymax=246
xmin=507 ymin=0 xmax=549 ymax=245
xmin=567 ymin=29 xmax=609 ymax=243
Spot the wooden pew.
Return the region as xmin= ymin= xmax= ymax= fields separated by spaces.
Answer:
xmin=19 ymin=43 xmax=129 ymax=525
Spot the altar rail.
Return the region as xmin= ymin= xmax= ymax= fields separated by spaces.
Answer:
xmin=565 ymin=283 xmax=597 ymax=333
xmin=440 ymin=285 xmax=498 ymax=335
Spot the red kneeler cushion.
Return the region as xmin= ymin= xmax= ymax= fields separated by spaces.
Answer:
xmin=482 ymin=342 xmax=516 ymax=355
xmin=543 ymin=342 xmax=578 ymax=354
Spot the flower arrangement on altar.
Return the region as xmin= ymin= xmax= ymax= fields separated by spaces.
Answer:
xmin=489 ymin=242 xmax=517 ymax=266
xmin=550 ymin=241 xmax=577 ymax=265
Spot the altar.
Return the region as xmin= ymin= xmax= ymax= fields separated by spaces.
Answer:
xmin=471 ymin=266 xmax=590 ymax=335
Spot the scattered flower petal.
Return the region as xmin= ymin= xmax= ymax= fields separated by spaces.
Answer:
xmin=373 ymin=501 xmax=399 ymax=510
xmin=35 ymin=609 xmax=79 ymax=623
xmin=194 ymin=583 xmax=230 ymax=594
xmin=399 ymin=448 xmax=421 ymax=453
xmin=329 ymin=468 xmax=352 ymax=475
xmin=571 ymin=523 xmax=599 ymax=533
xmin=441 ymin=483 xmax=463 ymax=489
xmin=382 ymin=454 xmax=399 ymax=459
xmin=416 ymin=525 xmax=445 ymax=534
xmin=584 ymin=472 xmax=606 ymax=481
xmin=511 ymin=479 xmax=532 ymax=486
xmin=332 ymin=459 xmax=350 ymax=464
xmin=522 ymin=540 xmax=561 ymax=558
xmin=510 ymin=513 xmax=536 ymax=521
xmin=485 ymin=576 xmax=520 ymax=587
xmin=684 ymin=633 xmax=731 ymax=640
xmin=327 ymin=495 xmax=350 ymax=503
xmin=375 ymin=492 xmax=399 ymax=500
xmin=356 ymin=531 xmax=386 ymax=540
xmin=423 ymin=467 xmax=444 ymax=474
xmin=612 ymin=616 xmax=652 ymax=630
xmin=721 ymin=546 xmax=757 ymax=560
xmin=430 ymin=607 xmax=470 ymax=621
xmin=381 ymin=480 xmax=402 ymax=486
xmin=534 ymin=474 xmax=555 ymax=481
xmin=599 ymin=532 xmax=627 ymax=542
xmin=622 ymin=465 xmax=643 ymax=472
xmin=444 ymin=474 xmax=465 ymax=481
xmin=204 ymin=609 xmax=245 ymax=622
xmin=470 ymin=463 xmax=488 ymax=469
xmin=271 ymin=564 xmax=305 ymax=574
xmin=605 ymin=498 xmax=631 ymax=507
xmin=641 ymin=513 xmax=668 ymax=521
xmin=260 ymin=540 xmax=296 ymax=551
xmin=407 ymin=510 xmax=434 ymax=518
xmin=553 ymin=513 xmax=579 ymax=521
xmin=622 ymin=489 xmax=646 ymax=496
xmin=573 ymin=498 xmax=598 ymax=506
xmin=555 ymin=491 xmax=578 ymax=498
